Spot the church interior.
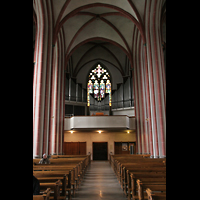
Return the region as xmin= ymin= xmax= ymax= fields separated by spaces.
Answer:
xmin=33 ymin=0 xmax=166 ymax=160
xmin=33 ymin=0 xmax=166 ymax=198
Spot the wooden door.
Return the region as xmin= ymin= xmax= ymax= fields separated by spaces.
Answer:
xmin=93 ymin=142 xmax=108 ymax=160
xmin=114 ymin=142 xmax=136 ymax=154
xmin=72 ymin=142 xmax=79 ymax=155
xmin=64 ymin=142 xmax=73 ymax=155
xmin=114 ymin=142 xmax=121 ymax=154
xmin=63 ymin=142 xmax=86 ymax=155
xmin=79 ymin=142 xmax=86 ymax=155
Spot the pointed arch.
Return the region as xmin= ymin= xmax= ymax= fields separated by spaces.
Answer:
xmin=73 ymin=44 xmax=124 ymax=77
xmin=65 ymin=37 xmax=132 ymax=71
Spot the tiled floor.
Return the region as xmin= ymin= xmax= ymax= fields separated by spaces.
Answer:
xmin=73 ymin=161 xmax=127 ymax=200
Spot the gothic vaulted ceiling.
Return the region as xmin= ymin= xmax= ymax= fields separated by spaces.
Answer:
xmin=49 ymin=0 xmax=165 ymax=89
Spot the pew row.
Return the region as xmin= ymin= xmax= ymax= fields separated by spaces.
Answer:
xmin=109 ymin=154 xmax=166 ymax=200
xmin=33 ymin=188 xmax=51 ymax=200
xmin=34 ymin=171 xmax=71 ymax=200
xmin=39 ymin=180 xmax=62 ymax=200
xmin=33 ymin=155 xmax=91 ymax=199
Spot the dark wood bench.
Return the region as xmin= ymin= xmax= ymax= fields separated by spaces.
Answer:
xmin=33 ymin=164 xmax=82 ymax=193
xmin=33 ymin=157 xmax=88 ymax=181
xmin=125 ymin=167 xmax=166 ymax=198
xmin=130 ymin=172 xmax=166 ymax=199
xmin=119 ymin=161 xmax=165 ymax=194
xmin=39 ymin=180 xmax=62 ymax=200
xmin=34 ymin=166 xmax=76 ymax=197
xmin=34 ymin=171 xmax=71 ymax=199
xmin=119 ymin=161 xmax=166 ymax=187
xmin=146 ymin=187 xmax=166 ymax=200
xmin=109 ymin=154 xmax=166 ymax=200
xmin=33 ymin=188 xmax=51 ymax=200
xmin=137 ymin=179 xmax=166 ymax=200
xmin=33 ymin=155 xmax=90 ymax=198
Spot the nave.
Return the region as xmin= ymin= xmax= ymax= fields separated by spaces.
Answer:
xmin=33 ymin=0 xmax=166 ymax=159
xmin=33 ymin=154 xmax=166 ymax=199
xmin=73 ymin=161 xmax=127 ymax=200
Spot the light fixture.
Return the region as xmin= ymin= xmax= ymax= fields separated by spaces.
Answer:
xmin=70 ymin=131 xmax=73 ymax=134
xmin=98 ymin=131 xmax=102 ymax=134
xmin=127 ymin=131 xmax=130 ymax=134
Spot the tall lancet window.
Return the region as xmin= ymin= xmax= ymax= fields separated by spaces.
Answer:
xmin=87 ymin=64 xmax=111 ymax=106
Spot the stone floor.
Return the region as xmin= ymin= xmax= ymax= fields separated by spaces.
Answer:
xmin=73 ymin=161 xmax=127 ymax=200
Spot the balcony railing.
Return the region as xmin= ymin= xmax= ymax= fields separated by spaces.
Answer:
xmin=64 ymin=115 xmax=135 ymax=130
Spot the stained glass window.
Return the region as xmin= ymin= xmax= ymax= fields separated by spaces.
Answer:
xmin=100 ymin=80 xmax=105 ymax=98
xmin=87 ymin=91 xmax=90 ymax=106
xmin=94 ymin=80 xmax=99 ymax=98
xmin=106 ymin=80 xmax=111 ymax=94
xmin=88 ymin=80 xmax=93 ymax=93
xmin=106 ymin=80 xmax=112 ymax=106
xmin=87 ymin=64 xmax=111 ymax=106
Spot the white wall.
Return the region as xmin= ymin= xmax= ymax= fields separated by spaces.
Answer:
xmin=64 ymin=131 xmax=136 ymax=160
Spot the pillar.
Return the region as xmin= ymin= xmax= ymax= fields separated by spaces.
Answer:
xmin=33 ymin=0 xmax=65 ymax=158
xmin=132 ymin=0 xmax=166 ymax=158
xmin=33 ymin=0 xmax=47 ymax=158
xmin=144 ymin=0 xmax=166 ymax=158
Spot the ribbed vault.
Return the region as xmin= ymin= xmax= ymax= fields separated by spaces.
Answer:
xmin=50 ymin=0 xmax=149 ymax=88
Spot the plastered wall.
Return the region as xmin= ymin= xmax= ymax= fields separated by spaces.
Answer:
xmin=64 ymin=131 xmax=136 ymax=160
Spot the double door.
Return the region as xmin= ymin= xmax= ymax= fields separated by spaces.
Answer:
xmin=63 ymin=142 xmax=86 ymax=155
xmin=93 ymin=142 xmax=108 ymax=160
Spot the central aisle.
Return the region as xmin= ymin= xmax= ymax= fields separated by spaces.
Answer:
xmin=73 ymin=161 xmax=127 ymax=200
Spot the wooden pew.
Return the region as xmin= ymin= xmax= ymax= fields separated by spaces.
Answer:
xmin=109 ymin=154 xmax=166 ymax=200
xmin=125 ymin=167 xmax=166 ymax=198
xmin=33 ymin=166 xmax=74 ymax=198
xmin=118 ymin=160 xmax=165 ymax=194
xmin=110 ymin=154 xmax=150 ymax=167
xmin=119 ymin=161 xmax=166 ymax=189
xmin=33 ymin=163 xmax=83 ymax=192
xmin=33 ymin=156 xmax=89 ymax=181
xmin=114 ymin=157 xmax=165 ymax=179
xmin=137 ymin=179 xmax=166 ymax=200
xmin=130 ymin=173 xmax=166 ymax=200
xmin=34 ymin=171 xmax=71 ymax=200
xmin=33 ymin=155 xmax=90 ymax=198
xmin=33 ymin=188 xmax=51 ymax=200
xmin=110 ymin=154 xmax=154 ymax=175
xmin=39 ymin=180 xmax=62 ymax=200
xmin=51 ymin=154 xmax=91 ymax=165
xmin=146 ymin=188 xmax=166 ymax=200
xmin=33 ymin=157 xmax=86 ymax=165
xmin=51 ymin=155 xmax=89 ymax=158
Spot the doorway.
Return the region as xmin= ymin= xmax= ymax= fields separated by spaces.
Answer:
xmin=63 ymin=142 xmax=86 ymax=155
xmin=93 ymin=142 xmax=108 ymax=160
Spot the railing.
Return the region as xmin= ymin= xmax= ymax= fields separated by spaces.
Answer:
xmin=89 ymin=103 xmax=110 ymax=111
xmin=65 ymin=95 xmax=87 ymax=102
xmin=64 ymin=115 xmax=136 ymax=130
xmin=65 ymin=114 xmax=74 ymax=117
xmin=112 ymin=99 xmax=134 ymax=109
xmin=65 ymin=95 xmax=134 ymax=110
